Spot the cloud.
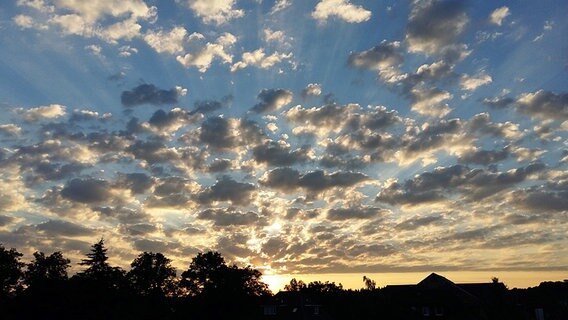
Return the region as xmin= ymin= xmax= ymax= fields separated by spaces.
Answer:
xmin=60 ymin=178 xmax=112 ymax=203
xmin=312 ymin=0 xmax=372 ymax=24
xmin=481 ymin=96 xmax=514 ymax=109
xmin=406 ymin=0 xmax=469 ymax=57
xmin=176 ymin=33 xmax=236 ymax=72
xmin=348 ymin=41 xmax=404 ymax=82
xmin=252 ymin=140 xmax=311 ymax=166
xmin=185 ymin=0 xmax=244 ymax=25
xmin=121 ymin=84 xmax=180 ymax=107
xmin=516 ymin=90 xmax=568 ymax=121
xmin=489 ymin=6 xmax=510 ymax=26
xmin=144 ymin=26 xmax=188 ymax=54
xmin=410 ymin=86 xmax=452 ymax=117
xmin=301 ymin=83 xmax=322 ymax=99
xmin=327 ymin=205 xmax=386 ymax=220
xmin=195 ymin=116 xmax=265 ymax=150
xmin=457 ymin=148 xmax=509 ymax=165
xmin=17 ymin=104 xmax=66 ymax=121
xmin=260 ymin=168 xmax=369 ymax=193
xmin=192 ymin=95 xmax=232 ymax=115
xmin=251 ymin=88 xmax=293 ymax=113
xmin=376 ymin=163 xmax=546 ymax=206
xmin=460 ymin=73 xmax=492 ymax=91
xmin=0 ymin=124 xmax=22 ymax=137
xmin=270 ymin=0 xmax=291 ymax=14
xmin=36 ymin=219 xmax=95 ymax=237
xmin=198 ymin=208 xmax=263 ymax=226
xmin=231 ymin=49 xmax=292 ymax=72
xmin=196 ymin=175 xmax=256 ymax=206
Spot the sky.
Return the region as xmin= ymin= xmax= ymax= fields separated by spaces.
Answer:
xmin=0 ymin=0 xmax=567 ymax=291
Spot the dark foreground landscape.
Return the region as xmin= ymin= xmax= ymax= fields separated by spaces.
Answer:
xmin=1 ymin=240 xmax=567 ymax=320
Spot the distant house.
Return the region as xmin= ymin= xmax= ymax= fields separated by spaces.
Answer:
xmin=262 ymin=291 xmax=328 ymax=319
xmin=380 ymin=273 xmax=512 ymax=320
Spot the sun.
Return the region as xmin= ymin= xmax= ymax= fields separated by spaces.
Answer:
xmin=262 ymin=274 xmax=289 ymax=294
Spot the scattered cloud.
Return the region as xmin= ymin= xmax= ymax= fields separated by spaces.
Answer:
xmin=312 ymin=0 xmax=372 ymax=24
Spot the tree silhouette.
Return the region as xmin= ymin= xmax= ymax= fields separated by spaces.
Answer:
xmin=76 ymin=238 xmax=125 ymax=289
xmin=127 ymin=252 xmax=177 ymax=297
xmin=363 ymin=275 xmax=376 ymax=290
xmin=284 ymin=278 xmax=307 ymax=291
xmin=0 ymin=244 xmax=24 ymax=297
xmin=24 ymin=251 xmax=70 ymax=287
xmin=180 ymin=251 xmax=270 ymax=297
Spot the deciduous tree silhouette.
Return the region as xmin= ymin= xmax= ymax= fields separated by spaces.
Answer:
xmin=24 ymin=251 xmax=70 ymax=288
xmin=0 ymin=244 xmax=24 ymax=297
xmin=363 ymin=275 xmax=377 ymax=290
xmin=284 ymin=278 xmax=307 ymax=291
xmin=180 ymin=251 xmax=270 ymax=297
xmin=127 ymin=251 xmax=177 ymax=297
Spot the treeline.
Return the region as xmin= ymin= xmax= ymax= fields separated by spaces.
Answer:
xmin=2 ymin=240 xmax=568 ymax=319
xmin=1 ymin=239 xmax=272 ymax=319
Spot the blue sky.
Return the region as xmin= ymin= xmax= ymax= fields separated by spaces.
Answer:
xmin=0 ymin=0 xmax=567 ymax=289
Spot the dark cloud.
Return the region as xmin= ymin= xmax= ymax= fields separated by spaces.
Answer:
xmin=251 ymin=88 xmax=293 ymax=113
xmin=127 ymin=140 xmax=179 ymax=164
xmin=348 ymin=40 xmax=403 ymax=73
xmin=133 ymin=238 xmax=175 ymax=253
xmin=406 ymin=0 xmax=469 ymax=59
xmin=147 ymin=108 xmax=191 ymax=129
xmin=198 ymin=208 xmax=263 ymax=226
xmin=510 ymin=182 xmax=568 ymax=212
xmin=121 ymin=84 xmax=180 ymax=107
xmin=36 ymin=219 xmax=96 ymax=237
xmin=377 ymin=163 xmax=547 ymax=205
xmin=196 ymin=175 xmax=256 ymax=206
xmin=260 ymin=168 xmax=368 ymax=193
xmin=198 ymin=117 xmax=238 ymax=149
xmin=207 ymin=159 xmax=232 ymax=172
xmin=458 ymin=148 xmax=509 ymax=165
xmin=516 ymin=90 xmax=568 ymax=120
xmin=482 ymin=96 xmax=514 ymax=109
xmin=0 ymin=215 xmax=14 ymax=226
xmin=115 ymin=173 xmax=154 ymax=194
xmin=327 ymin=206 xmax=386 ymax=220
xmin=191 ymin=95 xmax=233 ymax=114
xmin=119 ymin=223 xmax=157 ymax=236
xmin=396 ymin=215 xmax=444 ymax=230
xmin=252 ymin=140 xmax=310 ymax=166
xmin=259 ymin=167 xmax=301 ymax=192
xmin=61 ymin=178 xmax=112 ymax=203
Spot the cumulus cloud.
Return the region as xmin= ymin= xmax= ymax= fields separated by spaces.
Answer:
xmin=176 ymin=33 xmax=236 ymax=72
xmin=327 ymin=205 xmax=386 ymax=220
xmin=185 ymin=0 xmax=244 ymax=25
xmin=516 ymin=90 xmax=568 ymax=121
xmin=489 ymin=6 xmax=510 ymax=26
xmin=252 ymin=140 xmax=311 ymax=166
xmin=196 ymin=175 xmax=256 ymax=206
xmin=60 ymin=178 xmax=112 ymax=203
xmin=270 ymin=0 xmax=291 ymax=14
xmin=260 ymin=168 xmax=369 ymax=193
xmin=0 ymin=124 xmax=22 ymax=137
xmin=410 ymin=86 xmax=452 ymax=117
xmin=406 ymin=0 xmax=469 ymax=58
xmin=121 ymin=84 xmax=181 ymax=107
xmin=377 ymin=163 xmax=546 ymax=206
xmin=482 ymin=96 xmax=514 ymax=109
xmin=36 ymin=219 xmax=95 ymax=237
xmin=251 ymin=88 xmax=293 ymax=113
xmin=301 ymin=83 xmax=322 ymax=99
xmin=231 ymin=49 xmax=292 ymax=72
xmin=144 ymin=26 xmax=188 ymax=54
xmin=348 ymin=41 xmax=404 ymax=82
xmin=312 ymin=0 xmax=372 ymax=24
xmin=17 ymin=104 xmax=66 ymax=121
xmin=460 ymin=73 xmax=492 ymax=91
xmin=198 ymin=208 xmax=263 ymax=226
